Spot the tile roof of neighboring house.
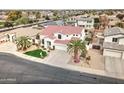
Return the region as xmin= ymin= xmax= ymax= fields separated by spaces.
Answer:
xmin=103 ymin=42 xmax=124 ymax=51
xmin=41 ymin=25 xmax=83 ymax=36
xmin=40 ymin=20 xmax=64 ymax=26
xmin=54 ymin=40 xmax=70 ymax=44
xmin=104 ymin=27 xmax=124 ymax=36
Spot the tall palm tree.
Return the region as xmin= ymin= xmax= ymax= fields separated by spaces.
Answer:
xmin=16 ymin=36 xmax=31 ymax=51
xmin=67 ymin=39 xmax=86 ymax=63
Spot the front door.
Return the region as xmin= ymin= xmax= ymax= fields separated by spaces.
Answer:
xmin=47 ymin=41 xmax=51 ymax=48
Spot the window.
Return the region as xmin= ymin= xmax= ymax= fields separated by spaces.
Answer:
xmin=66 ymin=35 xmax=68 ymax=37
xmin=42 ymin=39 xmax=44 ymax=44
xmin=47 ymin=41 xmax=51 ymax=46
xmin=87 ymin=21 xmax=92 ymax=23
xmin=76 ymin=34 xmax=78 ymax=36
xmin=112 ymin=38 xmax=118 ymax=42
xmin=73 ymin=34 xmax=75 ymax=36
xmin=58 ymin=34 xmax=62 ymax=39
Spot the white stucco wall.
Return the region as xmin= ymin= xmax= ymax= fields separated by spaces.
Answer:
xmin=53 ymin=29 xmax=85 ymax=41
xmin=9 ymin=34 xmax=16 ymax=42
xmin=44 ymin=38 xmax=55 ymax=49
xmin=119 ymin=38 xmax=124 ymax=45
xmin=104 ymin=35 xmax=124 ymax=42
xmin=77 ymin=19 xmax=94 ymax=29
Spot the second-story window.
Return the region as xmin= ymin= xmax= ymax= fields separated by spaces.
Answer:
xmin=87 ymin=20 xmax=92 ymax=23
xmin=58 ymin=34 xmax=62 ymax=39
xmin=112 ymin=38 xmax=118 ymax=42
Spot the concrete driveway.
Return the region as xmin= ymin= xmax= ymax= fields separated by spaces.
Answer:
xmin=44 ymin=50 xmax=72 ymax=67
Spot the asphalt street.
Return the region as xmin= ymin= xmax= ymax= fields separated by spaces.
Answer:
xmin=0 ymin=53 xmax=124 ymax=84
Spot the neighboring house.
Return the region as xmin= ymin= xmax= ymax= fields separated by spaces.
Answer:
xmin=99 ymin=14 xmax=109 ymax=30
xmin=76 ymin=17 xmax=94 ymax=29
xmin=103 ymin=27 xmax=124 ymax=59
xmin=66 ymin=16 xmax=94 ymax=30
xmin=40 ymin=25 xmax=86 ymax=51
xmin=0 ymin=33 xmax=16 ymax=43
xmin=108 ymin=15 xmax=120 ymax=28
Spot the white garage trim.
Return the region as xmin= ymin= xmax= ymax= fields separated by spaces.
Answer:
xmin=54 ymin=43 xmax=67 ymax=51
xmin=103 ymin=49 xmax=123 ymax=58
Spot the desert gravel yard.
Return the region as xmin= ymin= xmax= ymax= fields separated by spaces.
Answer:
xmin=0 ymin=42 xmax=17 ymax=52
xmin=68 ymin=49 xmax=105 ymax=70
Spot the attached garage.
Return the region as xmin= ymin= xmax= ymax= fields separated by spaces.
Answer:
xmin=54 ymin=44 xmax=67 ymax=51
xmin=103 ymin=49 xmax=122 ymax=58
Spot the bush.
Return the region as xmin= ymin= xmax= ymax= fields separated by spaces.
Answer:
xmin=0 ymin=22 xmax=4 ymax=28
xmin=85 ymin=37 xmax=92 ymax=42
xmin=4 ymin=21 xmax=13 ymax=28
xmin=15 ymin=17 xmax=30 ymax=25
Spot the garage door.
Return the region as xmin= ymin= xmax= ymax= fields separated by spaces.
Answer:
xmin=103 ymin=49 xmax=122 ymax=58
xmin=55 ymin=44 xmax=67 ymax=51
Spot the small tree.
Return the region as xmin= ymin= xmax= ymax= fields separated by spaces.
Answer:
xmin=45 ymin=15 xmax=50 ymax=20
xmin=4 ymin=21 xmax=13 ymax=28
xmin=16 ymin=36 xmax=31 ymax=51
xmin=116 ymin=14 xmax=124 ymax=20
xmin=35 ymin=12 xmax=41 ymax=21
xmin=67 ymin=39 xmax=86 ymax=63
xmin=115 ymin=22 xmax=124 ymax=28
xmin=15 ymin=17 xmax=29 ymax=25
xmin=86 ymin=56 xmax=91 ymax=65
xmin=7 ymin=11 xmax=22 ymax=21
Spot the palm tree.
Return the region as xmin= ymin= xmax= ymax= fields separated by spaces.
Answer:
xmin=16 ymin=36 xmax=31 ymax=51
xmin=67 ymin=39 xmax=87 ymax=63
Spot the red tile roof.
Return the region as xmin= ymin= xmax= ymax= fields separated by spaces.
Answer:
xmin=41 ymin=25 xmax=83 ymax=36
xmin=54 ymin=40 xmax=70 ymax=44
xmin=44 ymin=36 xmax=56 ymax=39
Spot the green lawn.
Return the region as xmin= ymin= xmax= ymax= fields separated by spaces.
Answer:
xmin=24 ymin=49 xmax=47 ymax=58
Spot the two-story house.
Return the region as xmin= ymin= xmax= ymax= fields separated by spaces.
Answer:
xmin=66 ymin=16 xmax=94 ymax=30
xmin=40 ymin=25 xmax=86 ymax=51
xmin=103 ymin=27 xmax=124 ymax=59
xmin=76 ymin=17 xmax=94 ymax=29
